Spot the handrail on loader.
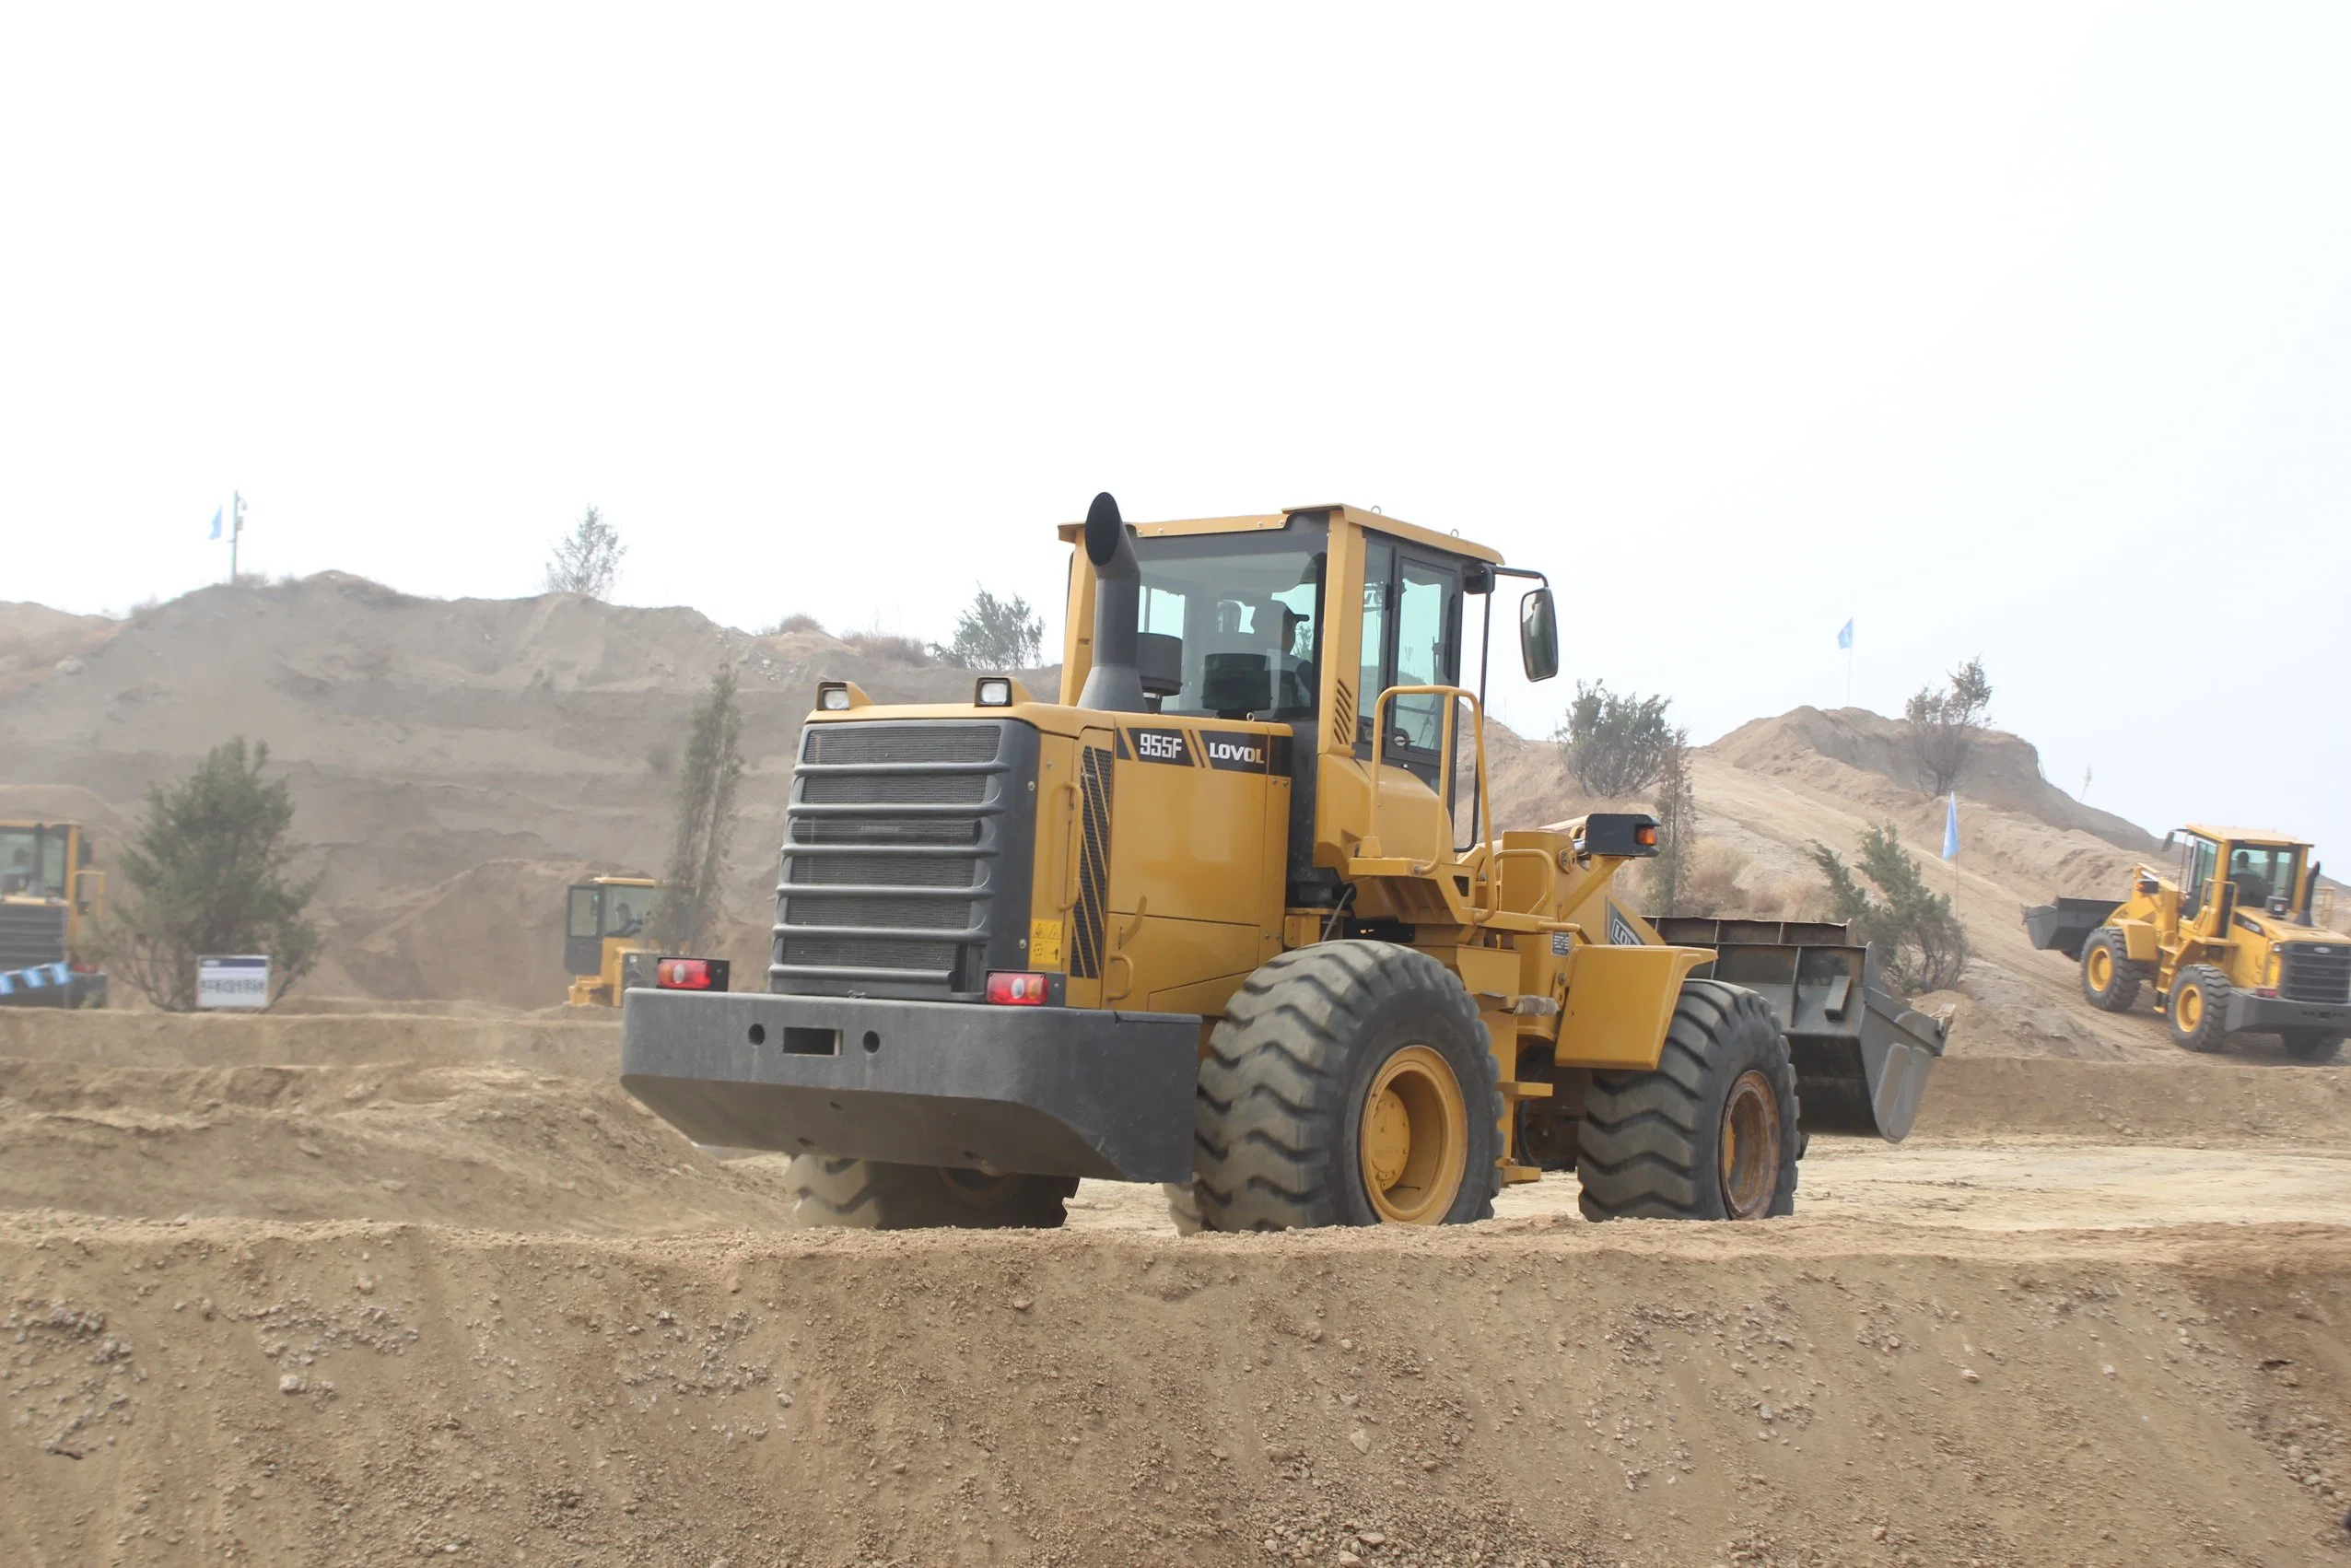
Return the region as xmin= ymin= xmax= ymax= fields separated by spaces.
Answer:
xmin=1365 ymin=683 xmax=1495 ymax=921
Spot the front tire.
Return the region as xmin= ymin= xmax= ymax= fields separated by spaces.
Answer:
xmin=1577 ymin=980 xmax=1800 ymax=1222
xmin=1188 ymin=942 xmax=1503 ymax=1232
xmin=2282 ymin=1030 xmax=2345 ymax=1064
xmin=2165 ymin=965 xmax=2231 ymax=1054
xmin=2079 ymin=929 xmax=2143 ymax=1012
xmin=783 ymin=1156 xmax=1076 ymax=1230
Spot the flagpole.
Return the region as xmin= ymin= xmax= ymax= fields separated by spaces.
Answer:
xmin=230 ymin=491 xmax=244 ymax=584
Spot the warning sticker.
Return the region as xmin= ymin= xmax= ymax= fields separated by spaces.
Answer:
xmin=1029 ymin=919 xmax=1065 ymax=969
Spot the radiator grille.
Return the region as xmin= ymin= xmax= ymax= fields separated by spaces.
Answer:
xmin=0 ymin=904 xmax=67 ymax=973
xmin=773 ymin=720 xmax=1023 ymax=997
xmin=806 ymin=724 xmax=1000 ymax=765
xmin=2280 ymin=944 xmax=2351 ymax=1005
xmin=787 ymin=853 xmax=974 ymax=888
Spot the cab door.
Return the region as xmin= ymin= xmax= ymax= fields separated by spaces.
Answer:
xmin=1354 ymin=536 xmax=1465 ymax=796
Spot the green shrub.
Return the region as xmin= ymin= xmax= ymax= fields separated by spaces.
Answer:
xmin=1808 ymin=822 xmax=1970 ymax=995
xmin=1557 ymin=681 xmax=1674 ymax=798
xmin=100 ymin=739 xmax=322 ymax=1011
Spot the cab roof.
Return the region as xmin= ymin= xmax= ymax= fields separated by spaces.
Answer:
xmin=2181 ymin=825 xmax=2305 ymax=848
xmin=1055 ymin=503 xmax=1506 ymax=567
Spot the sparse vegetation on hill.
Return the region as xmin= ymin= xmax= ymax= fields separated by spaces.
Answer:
xmin=1905 ymin=656 xmax=1993 ymax=795
xmin=544 ymin=506 xmax=625 ymax=600
xmin=1810 ymin=822 xmax=1971 ymax=995
xmin=1649 ymin=725 xmax=1697 ymax=916
xmin=934 ymin=587 xmax=1044 ymax=670
xmin=1558 ymin=681 xmax=1675 ymax=797
xmin=652 ymin=670 xmax=745 ymax=953
xmin=99 ymin=738 xmax=321 ymax=1010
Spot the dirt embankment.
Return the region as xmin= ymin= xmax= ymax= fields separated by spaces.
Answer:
xmin=5 ymin=1213 xmax=2347 ymax=1567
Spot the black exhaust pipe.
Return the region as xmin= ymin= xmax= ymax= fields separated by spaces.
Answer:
xmin=1076 ymin=491 xmax=1149 ymax=714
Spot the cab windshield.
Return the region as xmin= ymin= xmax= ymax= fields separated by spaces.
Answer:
xmin=1132 ymin=530 xmax=1324 ymax=721
xmin=0 ymin=827 xmax=67 ymax=899
xmin=2222 ymin=844 xmax=2299 ymax=907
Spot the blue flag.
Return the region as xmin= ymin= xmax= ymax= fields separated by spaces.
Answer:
xmin=1942 ymin=792 xmax=1960 ymax=860
xmin=208 ymin=506 xmax=223 ymax=540
xmin=1836 ymin=618 xmax=1854 ymax=650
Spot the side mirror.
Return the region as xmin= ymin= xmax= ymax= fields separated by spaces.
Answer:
xmin=1518 ymin=588 xmax=1560 ymax=682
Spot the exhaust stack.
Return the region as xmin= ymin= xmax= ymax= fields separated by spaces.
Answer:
xmin=1075 ymin=491 xmax=1149 ymax=714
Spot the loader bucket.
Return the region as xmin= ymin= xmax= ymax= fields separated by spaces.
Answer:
xmin=1649 ymin=917 xmax=1948 ymax=1142
xmin=2021 ymin=897 xmax=2121 ymax=960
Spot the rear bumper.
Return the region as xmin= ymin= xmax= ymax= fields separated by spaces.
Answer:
xmin=620 ymin=989 xmax=1201 ymax=1183
xmin=2223 ymin=992 xmax=2351 ymax=1036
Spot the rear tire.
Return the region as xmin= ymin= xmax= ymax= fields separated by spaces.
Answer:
xmin=783 ymin=1156 xmax=1076 ymax=1230
xmin=1190 ymin=942 xmax=1503 ymax=1232
xmin=2165 ymin=965 xmax=2231 ymax=1054
xmin=2282 ymin=1030 xmax=2345 ymax=1064
xmin=2079 ymin=929 xmax=2143 ymax=1012
xmin=1577 ymin=981 xmax=1800 ymax=1222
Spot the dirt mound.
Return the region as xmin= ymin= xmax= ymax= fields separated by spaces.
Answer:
xmin=0 ymin=601 xmax=117 ymax=697
xmin=0 ymin=574 xmax=1014 ymax=913
xmin=0 ymin=782 xmax=129 ymax=841
xmin=1713 ymin=706 xmax=2156 ymax=850
xmin=1912 ymin=1054 xmax=2351 ymax=1143
xmin=0 ymin=1057 xmax=800 ymax=1234
xmin=325 ymin=859 xmax=615 ymax=1009
xmin=4 ymin=1211 xmax=2345 ymax=1566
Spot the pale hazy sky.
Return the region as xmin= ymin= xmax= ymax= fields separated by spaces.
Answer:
xmin=6 ymin=5 xmax=2347 ymax=856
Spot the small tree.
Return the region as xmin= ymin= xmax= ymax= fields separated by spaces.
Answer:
xmin=544 ymin=506 xmax=626 ymax=600
xmin=651 ymin=668 xmax=745 ymax=953
xmin=1904 ymin=656 xmax=1993 ymax=795
xmin=933 ymin=588 xmax=1043 ymax=670
xmin=1649 ymin=726 xmax=1697 ymax=917
xmin=99 ymin=739 xmax=322 ymax=1011
xmin=1808 ymin=822 xmax=1970 ymax=995
xmin=1557 ymin=681 xmax=1674 ymax=798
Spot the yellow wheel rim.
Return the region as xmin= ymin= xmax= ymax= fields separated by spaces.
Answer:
xmin=2176 ymin=982 xmax=2202 ymax=1031
xmin=1718 ymin=1071 xmax=1784 ymax=1221
xmin=2086 ymin=945 xmax=2112 ymax=990
xmin=1357 ymin=1045 xmax=1468 ymax=1224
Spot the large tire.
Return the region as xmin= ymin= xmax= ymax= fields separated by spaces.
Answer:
xmin=783 ymin=1156 xmax=1076 ymax=1230
xmin=1577 ymin=980 xmax=1800 ymax=1222
xmin=1189 ymin=942 xmax=1503 ymax=1232
xmin=2079 ymin=929 xmax=2144 ymax=1012
xmin=2282 ymin=1030 xmax=2345 ymax=1064
xmin=1161 ymin=1181 xmax=1205 ymax=1235
xmin=2165 ymin=965 xmax=2231 ymax=1054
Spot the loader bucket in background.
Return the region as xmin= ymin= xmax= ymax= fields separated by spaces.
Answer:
xmin=1649 ymin=916 xmax=1949 ymax=1142
xmin=2022 ymin=897 xmax=2122 ymax=960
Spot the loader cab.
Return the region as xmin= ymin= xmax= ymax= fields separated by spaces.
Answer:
xmin=565 ymin=875 xmax=662 ymax=1007
xmin=2174 ymin=825 xmax=2312 ymax=927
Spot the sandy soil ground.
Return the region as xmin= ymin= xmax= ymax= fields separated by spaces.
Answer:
xmin=5 ymin=1010 xmax=2347 ymax=1566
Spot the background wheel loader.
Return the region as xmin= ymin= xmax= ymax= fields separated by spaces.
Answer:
xmin=564 ymin=875 xmax=663 ymax=1007
xmin=0 ymin=819 xmax=108 ymax=1009
xmin=2027 ymin=825 xmax=2349 ymax=1062
xmin=621 ymin=495 xmax=1947 ymax=1230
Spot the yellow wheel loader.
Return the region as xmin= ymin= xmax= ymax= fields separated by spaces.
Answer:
xmin=564 ymin=875 xmax=663 ymax=1007
xmin=622 ymin=497 xmax=1947 ymax=1230
xmin=0 ymin=820 xmax=107 ymax=1009
xmin=2027 ymin=825 xmax=2349 ymax=1062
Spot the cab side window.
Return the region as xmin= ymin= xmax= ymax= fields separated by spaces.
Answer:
xmin=2181 ymin=837 xmax=2218 ymax=919
xmin=1354 ymin=535 xmax=1464 ymax=790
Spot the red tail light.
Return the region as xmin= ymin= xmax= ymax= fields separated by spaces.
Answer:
xmin=986 ymin=971 xmax=1048 ymax=1005
xmin=657 ymin=958 xmax=717 ymax=990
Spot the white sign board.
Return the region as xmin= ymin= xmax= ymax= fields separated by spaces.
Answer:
xmin=197 ymin=954 xmax=271 ymax=1010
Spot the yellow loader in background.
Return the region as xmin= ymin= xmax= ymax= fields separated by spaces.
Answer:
xmin=2028 ymin=825 xmax=2348 ymax=1061
xmin=0 ymin=819 xmax=108 ymax=1009
xmin=621 ymin=495 xmax=1946 ymax=1229
xmin=564 ymin=875 xmax=662 ymax=1007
